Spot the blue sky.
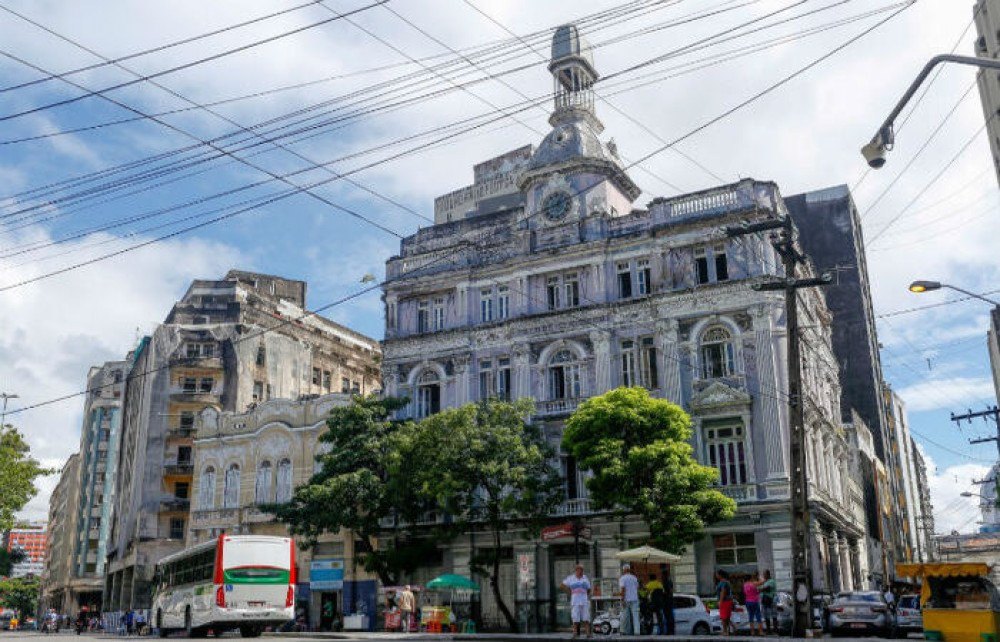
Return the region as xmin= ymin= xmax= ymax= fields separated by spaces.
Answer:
xmin=0 ymin=0 xmax=997 ymax=529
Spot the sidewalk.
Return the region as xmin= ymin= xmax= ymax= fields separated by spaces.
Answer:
xmin=264 ymin=634 xmax=879 ymax=642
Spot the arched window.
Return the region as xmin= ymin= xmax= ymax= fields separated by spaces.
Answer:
xmin=199 ymin=466 xmax=216 ymax=509
xmin=700 ymin=326 xmax=736 ymax=379
xmin=547 ymin=349 xmax=582 ymax=400
xmin=255 ymin=461 xmax=272 ymax=505
xmin=415 ymin=369 xmax=441 ymax=418
xmin=276 ymin=459 xmax=293 ymax=504
xmin=223 ymin=464 xmax=241 ymax=509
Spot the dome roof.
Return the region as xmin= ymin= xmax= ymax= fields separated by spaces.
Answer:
xmin=550 ymin=24 xmax=597 ymax=78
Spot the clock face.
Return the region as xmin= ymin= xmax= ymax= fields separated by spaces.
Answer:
xmin=542 ymin=191 xmax=572 ymax=221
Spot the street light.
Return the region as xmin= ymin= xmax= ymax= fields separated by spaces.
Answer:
xmin=0 ymin=392 xmax=18 ymax=429
xmin=908 ymin=280 xmax=1000 ymax=306
xmin=960 ymin=491 xmax=984 ymax=499
xmin=862 ymin=54 xmax=1000 ymax=168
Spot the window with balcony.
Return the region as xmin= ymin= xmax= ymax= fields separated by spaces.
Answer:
xmin=223 ymin=464 xmax=241 ymax=509
xmin=547 ymin=350 xmax=582 ymax=400
xmin=199 ymin=466 xmax=216 ymax=509
xmin=497 ymin=286 xmax=509 ymax=320
xmin=276 ymin=459 xmax=293 ymax=503
xmin=255 ymin=461 xmax=272 ymax=505
xmin=617 ymin=261 xmax=632 ymax=299
xmin=700 ymin=326 xmax=736 ymax=379
xmin=713 ymin=532 xmax=756 ymax=565
xmin=704 ymin=421 xmax=747 ymax=486
xmin=415 ymin=370 xmax=441 ymax=418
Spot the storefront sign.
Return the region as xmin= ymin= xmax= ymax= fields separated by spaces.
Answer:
xmin=310 ymin=558 xmax=344 ymax=590
xmin=541 ymin=522 xmax=591 ymax=542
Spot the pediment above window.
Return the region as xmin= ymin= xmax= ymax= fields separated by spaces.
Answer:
xmin=691 ymin=380 xmax=752 ymax=411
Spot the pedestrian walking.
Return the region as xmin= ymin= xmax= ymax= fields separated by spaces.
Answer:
xmin=398 ymin=585 xmax=416 ymax=633
xmin=645 ymin=574 xmax=667 ymax=635
xmin=562 ymin=564 xmax=592 ymax=639
xmin=758 ymin=570 xmax=777 ymax=634
xmin=618 ymin=565 xmax=640 ymax=636
xmin=743 ymin=571 xmax=763 ymax=636
xmin=716 ymin=570 xmax=734 ymax=636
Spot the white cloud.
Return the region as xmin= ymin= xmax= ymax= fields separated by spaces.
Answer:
xmin=894 ymin=377 xmax=997 ymax=412
xmin=0 ymin=229 xmax=247 ymax=521
xmin=920 ymin=446 xmax=992 ymax=535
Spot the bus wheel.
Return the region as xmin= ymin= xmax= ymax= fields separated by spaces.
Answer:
xmin=239 ymin=625 xmax=262 ymax=638
xmin=184 ymin=609 xmax=205 ymax=638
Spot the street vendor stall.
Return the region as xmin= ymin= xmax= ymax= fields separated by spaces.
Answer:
xmin=422 ymin=574 xmax=480 ymax=633
xmin=896 ymin=562 xmax=1000 ymax=642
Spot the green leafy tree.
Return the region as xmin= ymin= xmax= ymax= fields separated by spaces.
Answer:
xmin=272 ymin=395 xmax=440 ymax=586
xmin=562 ymin=387 xmax=736 ymax=553
xmin=0 ymin=548 xmax=25 ymax=577
xmin=0 ymin=426 xmax=52 ymax=533
xmin=410 ymin=399 xmax=563 ymax=632
xmin=0 ymin=576 xmax=40 ymax=617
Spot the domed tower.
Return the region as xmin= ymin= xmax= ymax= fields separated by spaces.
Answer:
xmin=519 ymin=24 xmax=640 ymax=227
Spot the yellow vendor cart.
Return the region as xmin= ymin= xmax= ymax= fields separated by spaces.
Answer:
xmin=896 ymin=563 xmax=1000 ymax=642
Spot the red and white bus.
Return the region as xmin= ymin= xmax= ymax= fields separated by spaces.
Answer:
xmin=152 ymin=535 xmax=295 ymax=637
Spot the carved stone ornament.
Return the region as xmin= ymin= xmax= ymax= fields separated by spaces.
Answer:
xmin=690 ymin=380 xmax=752 ymax=411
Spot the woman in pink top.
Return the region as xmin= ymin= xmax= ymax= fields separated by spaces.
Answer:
xmin=743 ymin=572 xmax=763 ymax=636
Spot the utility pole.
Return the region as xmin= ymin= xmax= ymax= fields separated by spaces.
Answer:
xmin=727 ymin=217 xmax=831 ymax=637
xmin=0 ymin=392 xmax=19 ymax=429
xmin=951 ymin=406 xmax=1000 ymax=460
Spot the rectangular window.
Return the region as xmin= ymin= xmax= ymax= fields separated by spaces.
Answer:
xmin=637 ymin=259 xmax=651 ymax=295
xmin=479 ymin=360 xmax=493 ymax=400
xmin=695 ymin=249 xmax=710 ymax=284
xmin=480 ymin=289 xmax=493 ymax=323
xmin=351 ymin=381 xmax=360 ymax=394
xmin=496 ymin=357 xmax=511 ymax=401
xmin=433 ymin=298 xmax=445 ymax=331
xmin=547 ymin=276 xmax=560 ymax=310
xmin=253 ymin=380 xmax=264 ymax=401
xmin=417 ymin=301 xmax=430 ymax=333
xmin=182 ymin=377 xmax=197 ymax=393
xmin=620 ymin=340 xmax=636 ymax=387
xmin=713 ymin=532 xmax=756 ymax=565
xmin=705 ymin=423 xmax=747 ymax=487
xmin=174 ymin=482 xmax=190 ymax=500
xmin=341 ymin=377 xmax=351 ymax=394
xmin=312 ymin=368 xmax=321 ymax=385
xmin=179 ymin=412 xmax=194 ymax=431
xmin=564 ymin=272 xmax=580 ymax=308
xmin=266 ymin=383 xmax=273 ymax=400
xmin=185 ymin=343 xmax=200 ymax=359
xmin=199 ymin=377 xmax=213 ymax=393
xmin=386 ymin=302 xmax=396 ymax=331
xmin=548 ymin=364 xmax=581 ymax=400
xmin=640 ymin=337 xmax=659 ymax=389
xmin=255 ymin=346 xmax=266 ymax=366
xmin=714 ymin=244 xmax=729 ymax=281
xmin=416 ymin=384 xmax=440 ymax=418
xmin=322 ymin=371 xmax=332 ymax=391
xmin=169 ymin=518 xmax=185 ymax=540
xmin=497 ymin=286 xmax=509 ymax=319
xmin=617 ymin=262 xmax=632 ymax=299
xmin=177 ymin=446 xmax=192 ymax=464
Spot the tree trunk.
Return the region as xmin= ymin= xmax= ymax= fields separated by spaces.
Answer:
xmin=490 ymin=528 xmax=517 ymax=632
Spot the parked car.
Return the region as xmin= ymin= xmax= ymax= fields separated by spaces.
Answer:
xmin=705 ymin=597 xmax=750 ymax=633
xmin=592 ymin=594 xmax=714 ymax=636
xmin=896 ymin=594 xmax=923 ymax=635
xmin=775 ymin=591 xmax=839 ymax=633
xmin=828 ymin=591 xmax=897 ymax=637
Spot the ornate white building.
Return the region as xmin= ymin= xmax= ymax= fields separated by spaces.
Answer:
xmin=381 ymin=25 xmax=868 ymax=628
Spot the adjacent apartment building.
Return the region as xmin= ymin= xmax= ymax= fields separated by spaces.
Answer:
xmin=974 ymin=0 xmax=1000 ymax=185
xmin=40 ymin=360 xmax=127 ymax=614
xmin=5 ymin=521 xmax=47 ymax=578
xmin=104 ymin=270 xmax=381 ymax=613
xmin=380 ymin=25 xmax=872 ymax=629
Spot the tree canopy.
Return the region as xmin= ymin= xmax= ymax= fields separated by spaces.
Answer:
xmin=0 ymin=426 xmax=51 ymax=533
xmin=562 ymin=387 xmax=736 ymax=553
xmin=0 ymin=576 xmax=40 ymax=616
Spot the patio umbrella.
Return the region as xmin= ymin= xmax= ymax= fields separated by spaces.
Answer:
xmin=426 ymin=574 xmax=480 ymax=591
xmin=615 ymin=545 xmax=681 ymax=564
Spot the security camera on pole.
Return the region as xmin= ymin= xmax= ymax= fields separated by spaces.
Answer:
xmin=726 ymin=217 xmax=831 ymax=638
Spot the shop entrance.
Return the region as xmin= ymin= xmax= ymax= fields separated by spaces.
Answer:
xmin=320 ymin=592 xmax=338 ymax=631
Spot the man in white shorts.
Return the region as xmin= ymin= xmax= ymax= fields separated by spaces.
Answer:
xmin=562 ymin=563 xmax=592 ymax=638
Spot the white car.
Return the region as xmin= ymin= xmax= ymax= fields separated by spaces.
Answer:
xmin=591 ymin=594 xmax=713 ymax=636
xmin=708 ymin=600 xmax=751 ymax=633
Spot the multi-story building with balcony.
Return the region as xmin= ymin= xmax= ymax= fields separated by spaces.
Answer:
xmin=104 ymin=271 xmax=380 ymax=614
xmin=41 ymin=459 xmax=78 ymax=612
xmin=380 ymin=24 xmax=870 ymax=629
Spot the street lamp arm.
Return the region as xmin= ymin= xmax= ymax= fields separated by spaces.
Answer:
xmin=940 ymin=283 xmax=1000 ymax=307
xmin=868 ymin=54 xmax=1000 ymax=149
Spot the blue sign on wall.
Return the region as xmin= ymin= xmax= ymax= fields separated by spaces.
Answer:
xmin=310 ymin=558 xmax=344 ymax=590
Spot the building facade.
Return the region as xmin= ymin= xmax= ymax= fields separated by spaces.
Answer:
xmin=6 ymin=521 xmax=48 ymax=579
xmin=974 ymin=0 xmax=1000 ymax=186
xmin=41 ymin=458 xmax=79 ymax=613
xmin=381 ymin=25 xmax=871 ymax=629
xmin=187 ymin=393 xmax=376 ymax=630
xmin=104 ymin=271 xmax=381 ymax=613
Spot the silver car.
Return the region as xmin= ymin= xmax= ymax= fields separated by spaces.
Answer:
xmin=828 ymin=591 xmax=897 ymax=637
xmin=896 ymin=595 xmax=922 ymax=634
